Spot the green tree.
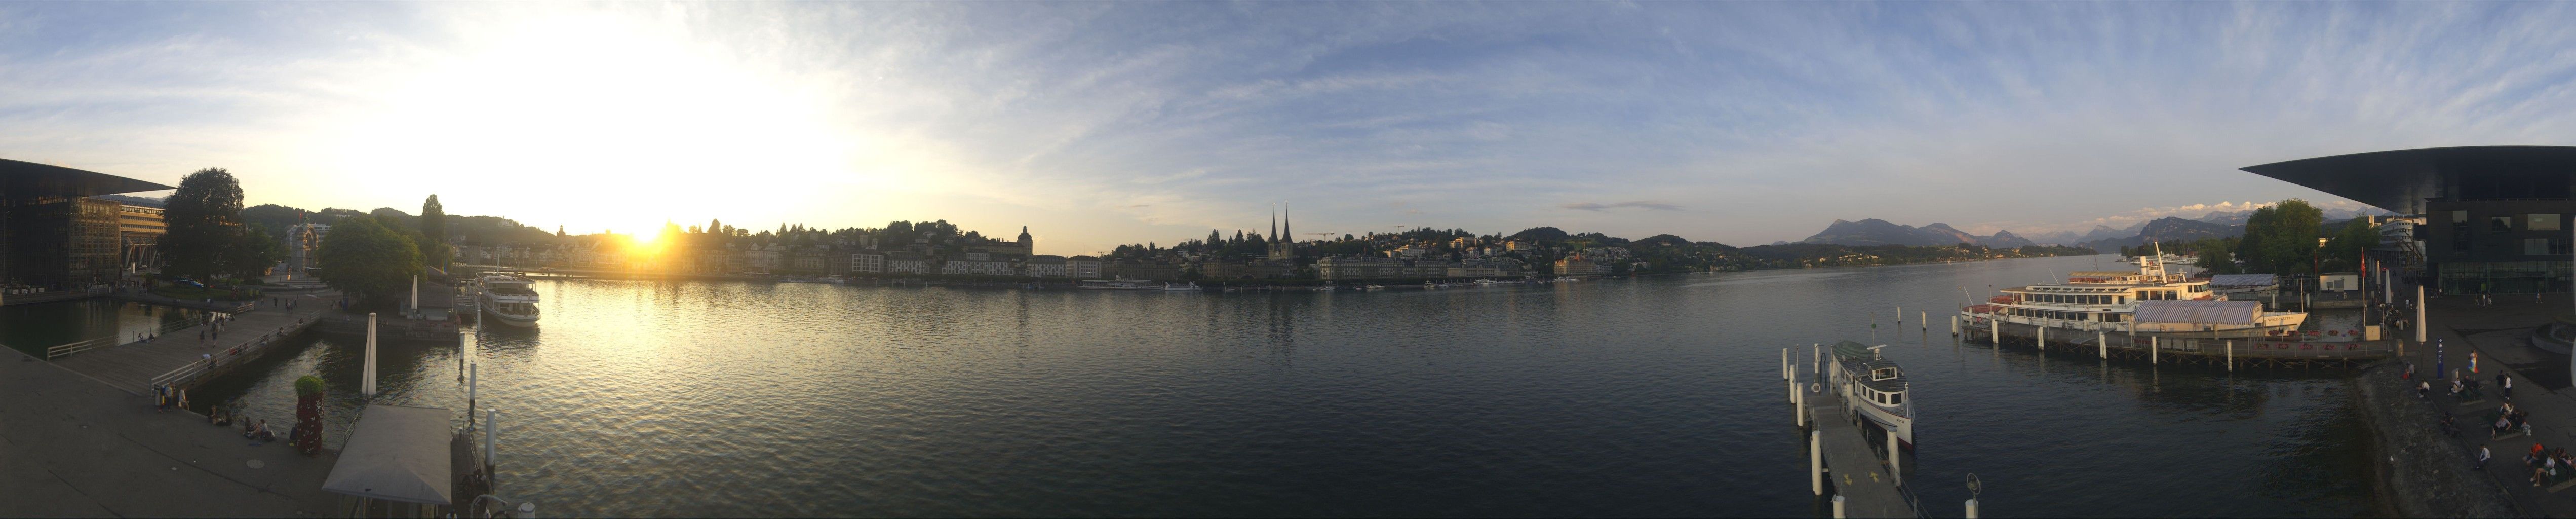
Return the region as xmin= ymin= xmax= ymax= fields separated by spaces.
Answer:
xmin=161 ymin=168 xmax=246 ymax=280
xmin=2238 ymin=199 xmax=2323 ymax=274
xmin=2320 ymin=218 xmax=2380 ymax=272
xmin=419 ymin=195 xmax=449 ymax=267
xmin=224 ymin=227 xmax=285 ymax=280
xmin=316 ymin=216 xmax=423 ymax=307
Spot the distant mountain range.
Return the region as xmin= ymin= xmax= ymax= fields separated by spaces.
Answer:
xmin=1804 ymin=205 xmax=2395 ymax=252
xmin=1798 ymin=219 xmax=2034 ymax=248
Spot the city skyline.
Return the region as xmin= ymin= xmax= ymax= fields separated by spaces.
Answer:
xmin=7 ymin=2 xmax=2573 ymax=256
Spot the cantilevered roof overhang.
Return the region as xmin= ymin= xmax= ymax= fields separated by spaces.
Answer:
xmin=0 ymin=158 xmax=174 ymax=197
xmin=2238 ymin=145 xmax=2576 ymax=215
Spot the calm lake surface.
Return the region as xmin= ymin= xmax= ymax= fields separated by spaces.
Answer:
xmin=48 ymin=254 xmax=2374 ymax=516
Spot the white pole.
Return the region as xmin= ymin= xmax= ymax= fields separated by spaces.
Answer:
xmin=485 ymin=409 xmax=499 ymax=479
xmin=2098 ymin=331 xmax=2107 ymax=358
xmin=469 ymin=363 xmax=478 ymax=411
xmin=1832 ymin=494 xmax=1847 ymax=518
xmin=1813 ymin=344 xmax=1821 ymax=376
xmin=1951 ymin=315 xmax=1959 ymax=336
xmin=1990 ymin=318 xmax=2000 ymax=344
xmin=1887 ymin=430 xmax=1901 ymax=486
xmin=2036 ymin=326 xmax=2044 ymax=349
xmin=2226 ymin=340 xmax=2234 ymax=371
xmin=1896 ymin=306 xmax=1902 ymax=324
xmin=1920 ymin=311 xmax=1926 ymax=330
xmin=1793 ymin=373 xmax=1806 ymax=428
xmin=409 ymin=275 xmax=418 ymax=315
xmin=2416 ymin=285 xmax=2427 ymax=343
xmin=1966 ymin=499 xmax=1980 ymax=519
xmin=1811 ymin=430 xmax=1824 ymax=496
xmin=2151 ymin=336 xmax=2159 ymax=364
xmin=362 ymin=313 xmax=377 ymax=396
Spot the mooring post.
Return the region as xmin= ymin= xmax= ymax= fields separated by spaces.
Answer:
xmin=1813 ymin=344 xmax=1821 ymax=377
xmin=1896 ymin=306 xmax=1902 ymax=324
xmin=2036 ymin=326 xmax=2044 ymax=349
xmin=2097 ymin=330 xmax=2107 ymax=358
xmin=1793 ymin=374 xmax=1806 ymax=428
xmin=1920 ymin=311 xmax=1926 ymax=330
xmin=1831 ymin=494 xmax=1847 ymax=518
xmin=2225 ymin=340 xmax=2234 ymax=371
xmin=1950 ymin=315 xmax=1959 ymax=336
xmin=1811 ymin=430 xmax=1824 ymax=496
xmin=1783 ymin=348 xmax=1790 ymax=380
xmin=1990 ymin=319 xmax=2000 ymax=345
xmin=1966 ymin=499 xmax=1980 ymax=518
xmin=1887 ymin=430 xmax=1901 ymax=487
xmin=2151 ymin=336 xmax=2159 ymax=364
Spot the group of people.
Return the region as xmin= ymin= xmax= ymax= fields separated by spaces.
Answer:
xmin=2495 ymin=400 xmax=2534 ymax=439
xmin=2528 ymin=443 xmax=2576 ymax=487
xmin=199 ymin=404 xmax=277 ymax=441
xmin=151 ymin=384 xmax=187 ymax=412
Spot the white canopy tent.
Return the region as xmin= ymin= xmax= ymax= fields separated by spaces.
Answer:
xmin=323 ymin=405 xmax=454 ymax=510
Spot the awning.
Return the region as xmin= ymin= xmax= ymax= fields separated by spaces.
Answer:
xmin=322 ymin=405 xmax=454 ymax=505
xmin=2209 ymin=274 xmax=2277 ymax=287
xmin=2133 ymin=300 xmax=2263 ymax=325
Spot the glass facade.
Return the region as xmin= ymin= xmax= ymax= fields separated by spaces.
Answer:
xmin=2 ymin=196 xmax=122 ymax=287
xmin=2436 ymin=260 xmax=2574 ymax=294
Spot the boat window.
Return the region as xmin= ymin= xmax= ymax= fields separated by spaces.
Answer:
xmin=1889 ymin=393 xmax=1902 ymax=405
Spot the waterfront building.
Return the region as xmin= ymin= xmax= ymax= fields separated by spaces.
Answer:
xmin=1025 ymin=254 xmax=1068 ymax=277
xmin=1104 ymin=262 xmax=1180 ymax=281
xmin=849 ymin=251 xmax=884 ymax=274
xmin=941 ymin=256 xmax=1014 ymax=276
xmin=3 ymin=159 xmax=171 ymax=290
xmin=2241 ymin=146 xmax=2576 ymax=293
xmin=1317 ymin=256 xmax=1403 ymax=281
xmin=884 ymin=250 xmax=928 ymax=274
xmin=792 ymin=247 xmax=827 ymax=273
xmin=1554 ymin=257 xmax=1610 ymax=276
xmin=1067 ymin=255 xmax=1103 ymax=278
xmin=1505 ymin=240 xmax=1540 ymax=252
xmin=112 ymin=198 xmax=164 ymax=272
xmin=746 ymin=244 xmax=785 ymax=274
xmin=1448 ymin=263 xmax=1506 ymax=278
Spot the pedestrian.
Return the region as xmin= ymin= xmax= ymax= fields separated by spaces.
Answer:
xmin=2419 ymin=380 xmax=2432 ymax=398
xmin=2480 ymin=445 xmax=2493 ymax=470
xmin=2506 ymin=376 xmax=2515 ymax=400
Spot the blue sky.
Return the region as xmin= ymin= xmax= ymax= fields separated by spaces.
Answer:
xmin=5 ymin=2 xmax=2573 ymax=254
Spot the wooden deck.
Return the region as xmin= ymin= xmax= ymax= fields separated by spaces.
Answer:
xmin=49 ymin=295 xmax=336 ymax=395
xmin=1809 ymin=399 xmax=1918 ymax=518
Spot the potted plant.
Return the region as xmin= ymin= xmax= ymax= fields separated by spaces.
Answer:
xmin=291 ymin=375 xmax=325 ymax=455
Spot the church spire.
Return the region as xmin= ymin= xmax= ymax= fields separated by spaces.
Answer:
xmin=1282 ymin=204 xmax=1291 ymax=243
xmin=1270 ymin=205 xmax=1278 ymax=243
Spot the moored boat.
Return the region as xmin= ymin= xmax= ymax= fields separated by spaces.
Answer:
xmin=1829 ymin=341 xmax=1913 ymax=448
xmin=1958 ymin=252 xmax=2305 ymax=337
xmin=1161 ymin=282 xmax=1203 ymax=291
xmin=477 ymin=273 xmax=540 ymax=327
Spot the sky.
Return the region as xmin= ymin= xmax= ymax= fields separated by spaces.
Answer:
xmin=6 ymin=2 xmax=2575 ymax=255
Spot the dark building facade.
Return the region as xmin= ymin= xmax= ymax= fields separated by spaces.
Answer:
xmin=2242 ymin=146 xmax=2576 ymax=294
xmin=2 ymin=159 xmax=172 ymax=290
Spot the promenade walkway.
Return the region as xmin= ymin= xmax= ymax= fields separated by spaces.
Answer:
xmin=0 ymin=345 xmax=340 ymax=517
xmin=2392 ymin=288 xmax=2576 ymax=517
xmin=51 ymin=293 xmax=336 ymax=396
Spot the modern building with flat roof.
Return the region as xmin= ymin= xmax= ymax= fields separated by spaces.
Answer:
xmin=3 ymin=159 xmax=173 ymax=290
xmin=2241 ymin=145 xmax=2576 ymax=294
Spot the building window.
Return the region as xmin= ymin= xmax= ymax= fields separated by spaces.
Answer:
xmin=2492 ymin=216 xmax=2515 ymax=233
xmin=2533 ymin=214 xmax=2564 ymax=232
xmin=2455 ymin=236 xmax=2472 ymax=252
xmin=2531 ymin=238 xmax=2574 ymax=256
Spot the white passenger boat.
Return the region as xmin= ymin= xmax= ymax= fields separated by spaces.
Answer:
xmin=1077 ymin=279 xmax=1166 ymax=290
xmin=477 ymin=273 xmax=540 ymax=327
xmin=1959 ymin=252 xmax=2306 ymax=336
xmin=1830 ymin=341 xmax=1913 ymax=448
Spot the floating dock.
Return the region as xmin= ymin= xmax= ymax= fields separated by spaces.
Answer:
xmin=48 ymin=299 xmax=333 ymax=395
xmin=1961 ymin=317 xmax=2394 ymax=369
xmin=1787 ymin=358 xmax=1923 ymax=519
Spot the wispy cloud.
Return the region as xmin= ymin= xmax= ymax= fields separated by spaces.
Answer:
xmin=3 ymin=2 xmax=2571 ymax=251
xmin=1560 ymin=201 xmax=1682 ymax=212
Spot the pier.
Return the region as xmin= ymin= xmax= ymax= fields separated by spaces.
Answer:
xmin=1791 ymin=360 xmax=1922 ymax=518
xmin=46 ymin=293 xmax=334 ymax=395
xmin=1962 ymin=317 xmax=2394 ymax=369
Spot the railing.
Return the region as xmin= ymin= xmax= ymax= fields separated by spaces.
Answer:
xmin=46 ymin=313 xmax=225 ymax=359
xmin=145 ymin=313 xmax=318 ymax=393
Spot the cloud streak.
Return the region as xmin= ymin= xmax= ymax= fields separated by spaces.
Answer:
xmin=3 ymin=3 xmax=2572 ymax=251
xmin=1560 ymin=201 xmax=1682 ymax=212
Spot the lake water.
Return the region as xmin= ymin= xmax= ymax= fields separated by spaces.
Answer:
xmin=48 ymin=254 xmax=2374 ymax=516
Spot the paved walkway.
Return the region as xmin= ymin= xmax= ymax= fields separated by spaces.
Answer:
xmin=2397 ymin=288 xmax=2576 ymax=517
xmin=52 ymin=294 xmax=335 ymax=396
xmin=0 ymin=346 xmax=341 ymax=517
